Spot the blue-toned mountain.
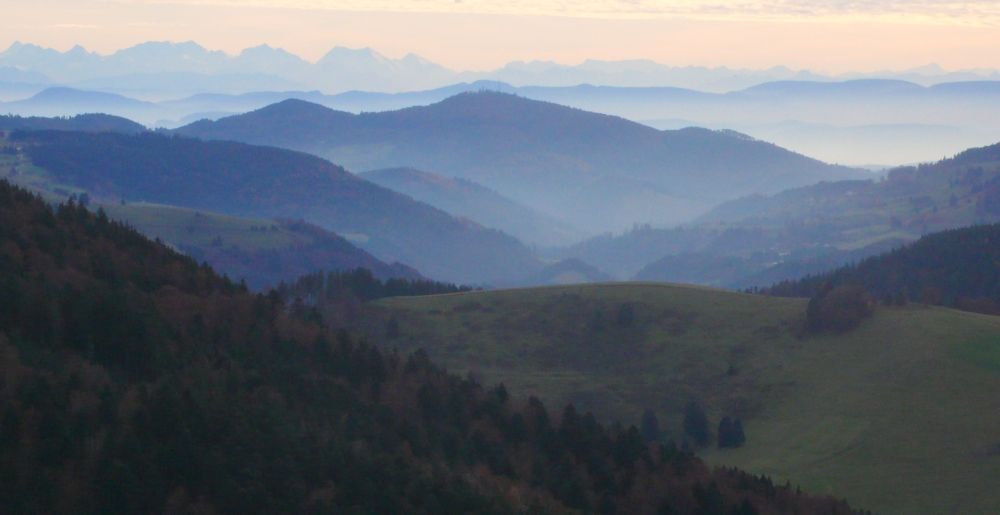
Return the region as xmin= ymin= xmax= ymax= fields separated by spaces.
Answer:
xmin=174 ymin=91 xmax=867 ymax=234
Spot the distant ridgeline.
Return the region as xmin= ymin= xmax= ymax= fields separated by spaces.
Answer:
xmin=764 ymin=223 xmax=1000 ymax=315
xmin=0 ymin=113 xmax=146 ymax=133
xmin=0 ymin=178 xmax=869 ymax=514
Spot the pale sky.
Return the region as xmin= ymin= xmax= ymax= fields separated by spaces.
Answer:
xmin=4 ymin=0 xmax=1000 ymax=72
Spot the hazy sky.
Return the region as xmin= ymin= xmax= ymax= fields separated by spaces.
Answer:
xmin=4 ymin=0 xmax=1000 ymax=72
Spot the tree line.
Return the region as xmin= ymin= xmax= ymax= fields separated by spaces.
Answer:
xmin=762 ymin=223 xmax=1000 ymax=317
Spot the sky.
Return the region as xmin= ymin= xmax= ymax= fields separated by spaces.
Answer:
xmin=4 ymin=0 xmax=1000 ymax=72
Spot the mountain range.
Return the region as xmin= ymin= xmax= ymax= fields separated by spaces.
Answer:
xmin=3 ymin=40 xmax=999 ymax=98
xmin=173 ymin=92 xmax=866 ymax=233
xmin=5 ymin=77 xmax=1000 ymax=165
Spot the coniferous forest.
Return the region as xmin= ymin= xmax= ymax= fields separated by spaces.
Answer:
xmin=0 ymin=178 xmax=873 ymax=514
xmin=762 ymin=222 xmax=1000 ymax=315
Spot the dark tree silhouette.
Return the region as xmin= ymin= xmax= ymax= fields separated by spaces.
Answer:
xmin=683 ymin=401 xmax=710 ymax=447
xmin=641 ymin=409 xmax=661 ymax=442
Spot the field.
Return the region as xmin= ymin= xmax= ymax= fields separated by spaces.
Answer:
xmin=356 ymin=283 xmax=1000 ymax=515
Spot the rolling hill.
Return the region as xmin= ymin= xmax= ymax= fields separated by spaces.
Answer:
xmin=352 ymin=282 xmax=1000 ymax=515
xmin=5 ymin=129 xmax=541 ymax=284
xmin=520 ymin=258 xmax=614 ymax=286
xmin=360 ymin=167 xmax=583 ymax=246
xmin=173 ymin=92 xmax=867 ymax=234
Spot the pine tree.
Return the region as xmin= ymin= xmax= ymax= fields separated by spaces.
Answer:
xmin=683 ymin=401 xmax=710 ymax=447
xmin=718 ymin=416 xmax=734 ymax=448
xmin=733 ymin=418 xmax=746 ymax=448
xmin=641 ymin=409 xmax=660 ymax=442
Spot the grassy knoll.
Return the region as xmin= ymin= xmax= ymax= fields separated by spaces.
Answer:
xmin=356 ymin=283 xmax=1000 ymax=515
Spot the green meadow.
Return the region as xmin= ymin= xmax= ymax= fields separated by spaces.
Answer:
xmin=356 ymin=283 xmax=1000 ymax=515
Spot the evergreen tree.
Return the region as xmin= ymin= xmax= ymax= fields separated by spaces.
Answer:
xmin=683 ymin=401 xmax=710 ymax=447
xmin=718 ymin=416 xmax=734 ymax=448
xmin=641 ymin=409 xmax=660 ymax=442
xmin=733 ymin=418 xmax=747 ymax=448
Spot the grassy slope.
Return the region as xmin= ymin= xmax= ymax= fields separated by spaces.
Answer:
xmin=355 ymin=283 xmax=1000 ymax=515
xmin=99 ymin=202 xmax=307 ymax=251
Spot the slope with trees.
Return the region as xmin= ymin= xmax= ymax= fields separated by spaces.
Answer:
xmin=0 ymin=178 xmax=866 ymax=515
xmin=557 ymin=139 xmax=1000 ymax=288
xmin=97 ymin=202 xmax=422 ymax=290
xmin=763 ymin=223 xmax=1000 ymax=315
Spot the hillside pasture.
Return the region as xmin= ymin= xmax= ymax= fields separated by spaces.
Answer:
xmin=357 ymin=283 xmax=1000 ymax=515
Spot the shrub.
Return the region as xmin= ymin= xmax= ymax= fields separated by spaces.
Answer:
xmin=806 ymin=284 xmax=873 ymax=333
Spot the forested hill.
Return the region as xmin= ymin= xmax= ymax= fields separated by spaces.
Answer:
xmin=173 ymin=92 xmax=866 ymax=233
xmin=0 ymin=178 xmax=867 ymax=514
xmin=164 ymin=216 xmax=424 ymax=290
xmin=764 ymin=223 xmax=1000 ymax=314
xmin=0 ymin=113 xmax=145 ymax=133
xmin=10 ymin=129 xmax=540 ymax=284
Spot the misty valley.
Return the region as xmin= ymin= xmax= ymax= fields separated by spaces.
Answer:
xmin=2 ymin=40 xmax=1000 ymax=515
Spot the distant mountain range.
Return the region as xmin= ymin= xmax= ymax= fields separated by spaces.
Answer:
xmin=4 ymin=76 xmax=1000 ymax=165
xmin=3 ymin=41 xmax=999 ymax=98
xmin=9 ymin=130 xmax=541 ymax=285
xmin=173 ymin=92 xmax=865 ymax=234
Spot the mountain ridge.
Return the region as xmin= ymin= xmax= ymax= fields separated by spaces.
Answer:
xmin=174 ymin=92 xmax=866 ymax=233
xmin=4 ymin=40 xmax=1000 ymax=94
